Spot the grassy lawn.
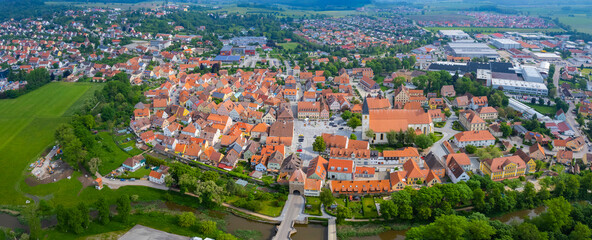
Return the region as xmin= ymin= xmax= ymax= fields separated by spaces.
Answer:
xmin=0 ymin=82 xmax=102 ymax=205
xmin=278 ymin=42 xmax=300 ymax=50
xmin=225 ymin=195 xmax=283 ymax=217
xmin=305 ymin=197 xmax=322 ymax=216
xmin=347 ymin=200 xmax=364 ymax=219
xmin=524 ymin=102 xmax=556 ymax=115
xmin=431 ymin=132 xmax=444 ymax=142
xmin=361 ymin=197 xmax=378 ymax=218
xmin=97 ymin=132 xmax=136 ymax=175
xmin=434 ymin=122 xmax=446 ymax=128
xmin=559 ymin=15 xmax=592 ymax=34
xmin=122 ymin=167 xmax=152 ymax=179
xmin=370 ymin=144 xmax=396 ymax=152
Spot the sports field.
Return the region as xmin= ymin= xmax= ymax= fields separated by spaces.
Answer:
xmin=0 ymin=82 xmax=102 ymax=205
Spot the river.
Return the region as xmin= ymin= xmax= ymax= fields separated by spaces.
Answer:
xmin=0 ymin=203 xmax=552 ymax=240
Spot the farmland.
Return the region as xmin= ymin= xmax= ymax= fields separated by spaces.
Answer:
xmin=0 ymin=82 xmax=102 ymax=205
xmin=425 ymin=26 xmax=564 ymax=33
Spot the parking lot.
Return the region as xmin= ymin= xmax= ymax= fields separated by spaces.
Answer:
xmin=293 ymin=116 xmax=361 ymax=166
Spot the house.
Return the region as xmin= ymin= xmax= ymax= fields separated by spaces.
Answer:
xmin=331 ymin=179 xmax=391 ymax=195
xmin=304 ymin=178 xmax=322 ymax=196
xmin=556 ymin=150 xmax=574 ymax=165
xmin=307 ymin=156 xmax=328 ymax=180
xmin=362 ymin=108 xmax=433 ymax=144
xmin=389 ymin=158 xmax=440 ymax=190
xmin=424 ymin=152 xmax=446 ymax=179
xmin=354 ymin=167 xmax=375 ymax=178
xmin=567 ymin=136 xmax=585 ymax=152
xmin=393 ymin=86 xmax=426 ymax=106
xmin=513 ymin=149 xmax=537 ymax=174
xmin=149 ymin=170 xmax=165 ymax=184
xmin=447 ymin=157 xmax=470 ymax=183
xmin=555 ymin=109 xmax=566 ymax=121
xmin=480 ymin=155 xmax=526 ymax=181
xmin=459 ymin=110 xmax=487 ymax=131
xmin=477 ymin=107 xmax=498 ymax=120
xmin=529 ymin=143 xmax=546 ymax=161
xmin=453 ymin=96 xmax=469 ymax=109
xmin=453 ymin=130 xmax=496 ymax=148
xmin=470 ymin=96 xmax=488 ymax=110
xmin=524 ymin=131 xmax=551 ymax=145
xmin=122 ymin=155 xmax=145 ymax=172
xmin=553 ymin=139 xmax=568 ymax=151
xmin=441 ymin=85 xmax=456 ymax=97
xmin=360 ymin=76 xmax=380 ymax=92
xmin=327 ymin=159 xmax=354 ymax=181
xmin=445 ymin=153 xmax=472 ymax=172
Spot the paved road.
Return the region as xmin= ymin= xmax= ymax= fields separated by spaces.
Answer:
xmin=102 ymin=178 xmax=169 ymax=190
xmin=431 ymin=100 xmax=460 ymax=159
xmin=272 ymin=194 xmax=305 ymax=240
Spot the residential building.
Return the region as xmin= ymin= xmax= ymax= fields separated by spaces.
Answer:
xmin=453 ymin=130 xmax=496 ymax=148
xmin=459 ymin=110 xmax=487 ymax=131
xmin=327 ymin=159 xmax=354 ymax=181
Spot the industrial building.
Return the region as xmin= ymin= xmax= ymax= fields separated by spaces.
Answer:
xmin=438 ymin=30 xmax=471 ymax=40
xmin=491 ymin=78 xmax=548 ymax=96
xmin=447 ymin=42 xmax=499 ymax=59
xmin=491 ymin=38 xmax=521 ymax=49
xmin=518 ymin=66 xmax=544 ymax=83
xmin=428 ymin=61 xmax=514 ymax=76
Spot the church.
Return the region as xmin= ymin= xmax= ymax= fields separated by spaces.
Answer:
xmin=361 ymin=97 xmax=434 ymax=144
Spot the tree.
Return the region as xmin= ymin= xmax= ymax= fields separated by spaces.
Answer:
xmin=405 ymin=128 xmax=417 ymax=145
xmin=465 ymin=145 xmax=477 ymax=154
xmin=473 ymin=188 xmax=487 ymax=213
xmin=194 ymin=181 xmax=224 ymax=208
xmin=178 ymin=212 xmax=196 ymax=228
xmin=56 ymin=204 xmax=69 ymax=232
xmin=116 ymin=194 xmax=131 ymax=223
xmin=537 ymin=197 xmax=572 ymax=232
xmin=570 ymin=222 xmax=591 ymax=240
xmin=521 ymin=182 xmax=536 ymax=209
xmin=96 ymin=196 xmax=110 ymax=225
xmin=201 ymin=171 xmax=219 ymax=182
xmin=500 ymin=122 xmax=513 ymax=138
xmin=513 ymin=222 xmax=548 ymax=240
xmin=380 ymin=200 xmax=398 ymax=219
xmin=424 ymin=215 xmax=469 ymax=240
xmin=415 ymin=134 xmax=434 ymax=149
xmin=197 ymin=220 xmax=217 ymax=236
xmin=466 ymin=219 xmax=495 ymax=240
xmin=67 ymin=207 xmax=84 ymax=234
xmin=341 ymin=110 xmax=352 ymax=121
xmin=87 ymin=157 xmax=101 ymax=174
xmin=335 ymin=205 xmax=352 ymax=223
xmin=320 ymin=188 xmax=334 ymax=207
xmin=347 ymin=117 xmax=361 ymax=130
xmin=78 ymin=202 xmax=90 ymax=230
xmin=365 ymin=129 xmax=375 ymax=140
xmin=312 ymin=136 xmax=326 ymax=153
xmin=392 ymin=189 xmax=413 ymax=220
xmin=350 ymin=133 xmax=357 ymax=140
xmin=23 ymin=205 xmax=41 ymax=240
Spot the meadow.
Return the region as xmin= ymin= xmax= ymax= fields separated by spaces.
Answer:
xmin=0 ymin=82 xmax=102 ymax=205
xmin=425 ymin=26 xmax=564 ymax=33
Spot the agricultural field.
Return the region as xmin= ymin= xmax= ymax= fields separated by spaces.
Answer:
xmin=46 ymin=1 xmax=164 ymax=10
xmin=0 ymin=82 xmax=102 ymax=205
xmin=425 ymin=26 xmax=564 ymax=33
xmin=559 ymin=15 xmax=592 ymax=34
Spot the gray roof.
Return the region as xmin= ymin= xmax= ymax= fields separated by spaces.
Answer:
xmin=425 ymin=152 xmax=445 ymax=170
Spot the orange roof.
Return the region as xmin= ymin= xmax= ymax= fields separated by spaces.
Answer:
xmin=445 ymin=153 xmax=471 ymax=166
xmin=305 ymin=179 xmax=323 ymax=191
xmin=454 ymin=130 xmax=495 ymax=142
xmin=328 ymin=159 xmax=354 ymax=174
xmin=368 ymin=109 xmax=431 ymax=133
xmin=355 ymin=167 xmax=375 ymax=175
xmin=331 ymin=180 xmax=391 ymax=194
xmin=149 ymin=170 xmax=163 ymax=179
xmin=383 ymin=147 xmax=419 ymax=158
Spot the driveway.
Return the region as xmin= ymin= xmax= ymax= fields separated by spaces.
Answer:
xmin=430 ymin=109 xmax=460 ymax=159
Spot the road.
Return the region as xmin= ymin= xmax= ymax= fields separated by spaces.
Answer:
xmin=272 ymin=194 xmax=305 ymax=240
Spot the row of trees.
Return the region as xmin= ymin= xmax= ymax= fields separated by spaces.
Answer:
xmin=379 ymin=171 xmax=592 ymax=224
xmin=55 ymin=195 xmax=128 ymax=234
xmin=0 ymin=68 xmax=51 ymax=99
xmin=407 ymin=197 xmax=592 ymax=240
xmin=364 ymin=128 xmax=435 ymax=150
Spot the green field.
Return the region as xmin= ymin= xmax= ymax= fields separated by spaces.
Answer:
xmin=524 ymin=102 xmax=557 ymax=115
xmin=0 ymin=82 xmax=102 ymax=205
xmin=559 ymin=15 xmax=592 ymax=34
xmin=278 ymin=42 xmax=300 ymax=50
xmin=425 ymin=26 xmax=564 ymax=33
xmin=97 ymin=131 xmax=138 ymax=175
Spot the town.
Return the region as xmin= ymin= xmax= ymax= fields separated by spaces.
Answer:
xmin=2 ymin=1 xmax=592 ymax=240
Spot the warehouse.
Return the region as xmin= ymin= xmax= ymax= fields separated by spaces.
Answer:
xmin=447 ymin=42 xmax=499 ymax=59
xmin=519 ymin=66 xmax=544 ymax=83
xmin=439 ymin=30 xmax=471 ymax=40
xmin=491 ymin=78 xmax=548 ymax=96
xmin=491 ymin=38 xmax=521 ymax=49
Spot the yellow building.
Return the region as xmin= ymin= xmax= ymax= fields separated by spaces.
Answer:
xmin=480 ymin=156 xmax=527 ymax=181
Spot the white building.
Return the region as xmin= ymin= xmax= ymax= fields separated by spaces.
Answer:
xmin=491 ymin=39 xmax=521 ymax=49
xmin=439 ymin=30 xmax=471 ymax=40
xmin=453 ymin=130 xmax=496 ymax=148
xmin=491 ymin=78 xmax=548 ymax=96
